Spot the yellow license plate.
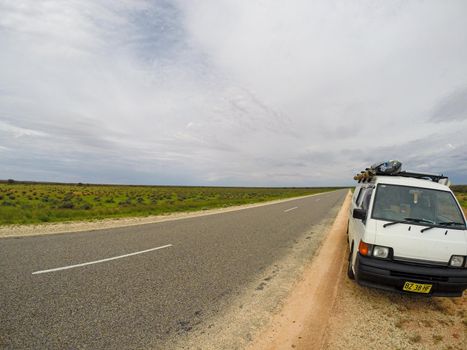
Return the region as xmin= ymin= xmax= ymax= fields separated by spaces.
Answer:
xmin=403 ymin=281 xmax=432 ymax=294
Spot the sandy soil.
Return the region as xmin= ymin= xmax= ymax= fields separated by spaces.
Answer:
xmin=323 ymin=274 xmax=466 ymax=350
xmin=0 ymin=193 xmax=325 ymax=238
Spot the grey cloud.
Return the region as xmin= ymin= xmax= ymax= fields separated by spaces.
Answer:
xmin=123 ymin=0 xmax=188 ymax=63
xmin=1 ymin=1 xmax=467 ymax=186
xmin=430 ymin=86 xmax=467 ymax=122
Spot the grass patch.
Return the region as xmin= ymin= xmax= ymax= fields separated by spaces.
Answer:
xmin=0 ymin=182 xmax=342 ymax=225
xmin=452 ymin=185 xmax=467 ymax=209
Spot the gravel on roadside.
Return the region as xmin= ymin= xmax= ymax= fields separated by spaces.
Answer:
xmin=323 ymin=260 xmax=466 ymax=350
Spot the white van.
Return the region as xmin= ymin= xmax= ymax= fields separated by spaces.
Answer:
xmin=347 ymin=164 xmax=467 ymax=297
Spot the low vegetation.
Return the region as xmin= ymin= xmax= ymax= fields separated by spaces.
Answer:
xmin=452 ymin=185 xmax=467 ymax=209
xmin=0 ymin=181 xmax=338 ymax=225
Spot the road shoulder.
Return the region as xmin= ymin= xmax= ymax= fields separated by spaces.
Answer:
xmin=246 ymin=191 xmax=351 ymax=349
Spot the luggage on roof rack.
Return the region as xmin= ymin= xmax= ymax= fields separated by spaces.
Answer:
xmin=354 ymin=160 xmax=401 ymax=183
xmin=371 ymin=160 xmax=402 ymax=175
xmin=353 ymin=161 xmax=449 ymax=184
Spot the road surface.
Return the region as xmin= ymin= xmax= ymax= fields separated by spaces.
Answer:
xmin=0 ymin=189 xmax=346 ymax=349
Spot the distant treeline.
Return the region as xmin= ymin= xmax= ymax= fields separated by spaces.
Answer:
xmin=0 ymin=179 xmax=346 ymax=190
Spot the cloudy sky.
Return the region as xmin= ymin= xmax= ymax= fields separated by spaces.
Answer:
xmin=1 ymin=1 xmax=466 ymax=186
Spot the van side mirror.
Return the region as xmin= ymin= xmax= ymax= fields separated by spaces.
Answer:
xmin=353 ymin=208 xmax=367 ymax=220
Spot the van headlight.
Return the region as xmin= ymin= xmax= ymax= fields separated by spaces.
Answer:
xmin=373 ymin=245 xmax=390 ymax=259
xmin=358 ymin=241 xmax=391 ymax=259
xmin=449 ymin=255 xmax=466 ymax=268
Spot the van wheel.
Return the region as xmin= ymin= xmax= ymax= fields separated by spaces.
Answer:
xmin=347 ymin=245 xmax=355 ymax=280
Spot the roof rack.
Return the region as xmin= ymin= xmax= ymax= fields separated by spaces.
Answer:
xmin=353 ymin=161 xmax=449 ymax=184
xmin=388 ymin=171 xmax=448 ymax=183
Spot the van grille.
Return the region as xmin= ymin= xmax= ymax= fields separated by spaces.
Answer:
xmin=393 ymin=256 xmax=447 ymax=267
xmin=390 ymin=270 xmax=448 ymax=282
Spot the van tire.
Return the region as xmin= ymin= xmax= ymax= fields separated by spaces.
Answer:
xmin=347 ymin=244 xmax=355 ymax=280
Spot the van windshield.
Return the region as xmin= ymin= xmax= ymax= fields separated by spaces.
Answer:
xmin=371 ymin=184 xmax=466 ymax=229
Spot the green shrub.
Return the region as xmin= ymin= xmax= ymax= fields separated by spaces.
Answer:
xmin=59 ymin=201 xmax=74 ymax=209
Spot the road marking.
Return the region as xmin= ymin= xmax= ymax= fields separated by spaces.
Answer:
xmin=316 ymin=198 xmax=321 ymax=202
xmin=284 ymin=206 xmax=298 ymax=213
xmin=32 ymin=244 xmax=173 ymax=275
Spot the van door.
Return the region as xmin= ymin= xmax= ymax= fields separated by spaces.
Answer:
xmin=349 ymin=186 xmax=363 ymax=238
xmin=351 ymin=187 xmax=374 ymax=261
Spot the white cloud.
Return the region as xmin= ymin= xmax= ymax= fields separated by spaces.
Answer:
xmin=0 ymin=121 xmax=48 ymax=138
xmin=0 ymin=0 xmax=466 ymax=185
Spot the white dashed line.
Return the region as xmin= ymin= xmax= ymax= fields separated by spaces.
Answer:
xmin=284 ymin=206 xmax=298 ymax=213
xmin=32 ymin=244 xmax=173 ymax=275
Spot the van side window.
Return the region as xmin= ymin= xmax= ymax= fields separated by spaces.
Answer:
xmin=355 ymin=188 xmax=363 ymax=205
xmin=361 ymin=189 xmax=373 ymax=211
xmin=356 ymin=187 xmax=372 ymax=209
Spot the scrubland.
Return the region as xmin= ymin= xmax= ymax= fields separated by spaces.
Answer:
xmin=0 ymin=181 xmax=337 ymax=225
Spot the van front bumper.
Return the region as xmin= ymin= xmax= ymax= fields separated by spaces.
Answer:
xmin=355 ymin=253 xmax=467 ymax=297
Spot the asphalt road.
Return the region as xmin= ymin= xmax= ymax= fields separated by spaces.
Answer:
xmin=0 ymin=189 xmax=346 ymax=349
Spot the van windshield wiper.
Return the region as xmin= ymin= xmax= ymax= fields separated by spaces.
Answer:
xmin=438 ymin=221 xmax=465 ymax=227
xmin=404 ymin=217 xmax=434 ymax=224
xmin=421 ymin=221 xmax=466 ymax=233
xmin=383 ymin=220 xmax=405 ymax=228
xmin=383 ymin=217 xmax=433 ymax=228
